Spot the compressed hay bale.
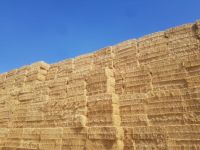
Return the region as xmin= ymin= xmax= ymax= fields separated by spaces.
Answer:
xmin=67 ymin=73 xmax=86 ymax=97
xmin=167 ymin=37 xmax=199 ymax=60
xmin=55 ymin=59 xmax=73 ymax=79
xmin=4 ymin=69 xmax=17 ymax=89
xmin=86 ymin=69 xmax=108 ymax=96
xmin=114 ymin=70 xmax=124 ymax=95
xmin=39 ymin=128 xmax=63 ymax=150
xmin=43 ymin=94 xmax=87 ymax=128
xmin=138 ymin=31 xmax=167 ymax=48
xmin=62 ymin=127 xmax=87 ymax=150
xmin=121 ymin=66 xmax=152 ymax=93
xmin=26 ymin=61 xmax=50 ymax=83
xmin=120 ymin=114 xmax=148 ymax=127
xmin=165 ymin=23 xmax=200 ymax=60
xmin=146 ymin=98 xmax=186 ymax=126
xmin=87 ymin=94 xmax=120 ymax=126
xmin=18 ymin=92 xmax=34 ymax=102
xmin=20 ymin=128 xmax=40 ymax=149
xmin=0 ymin=73 xmax=7 ymax=89
xmin=183 ymin=55 xmax=200 ymax=85
xmin=64 ymin=95 xmax=87 ymax=112
xmin=137 ymin=31 xmax=169 ymax=65
xmin=183 ymin=86 xmax=200 ymax=124
xmin=166 ymin=125 xmax=200 ymax=149
xmin=88 ymin=127 xmax=119 ymax=140
xmin=40 ymin=128 xmax=63 ymax=140
xmin=74 ymin=53 xmax=94 ymax=74
xmin=30 ymin=61 xmax=50 ymax=70
xmin=149 ymin=62 xmax=188 ymax=90
xmin=0 ymin=107 xmax=11 ymax=128
xmin=113 ymin=39 xmax=138 ymax=70
xmin=119 ymin=94 xmax=148 ymax=127
xmin=165 ymin=125 xmax=200 ymax=139
xmin=93 ymin=46 xmax=114 ymax=69
xmin=87 ymin=127 xmax=123 ymax=150
xmin=49 ymin=78 xmax=68 ymax=101
xmin=14 ymin=66 xmax=30 ymax=87
xmin=5 ymin=128 xmax=23 ymax=148
xmin=6 ymin=69 xmax=18 ymax=79
xmin=165 ymin=23 xmax=195 ymax=39
xmin=0 ymin=128 xmax=8 ymax=147
xmin=18 ymin=86 xmax=34 ymax=102
xmin=86 ymin=68 xmax=115 ymax=96
xmin=123 ymin=126 xmax=167 ymax=150
xmin=46 ymin=65 xmax=59 ymax=81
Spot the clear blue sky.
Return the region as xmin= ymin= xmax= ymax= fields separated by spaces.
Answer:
xmin=0 ymin=0 xmax=200 ymax=73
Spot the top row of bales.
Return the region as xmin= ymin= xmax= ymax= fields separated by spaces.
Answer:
xmin=1 ymin=20 xmax=199 ymax=86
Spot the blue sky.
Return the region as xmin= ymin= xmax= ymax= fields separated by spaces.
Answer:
xmin=0 ymin=0 xmax=200 ymax=73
